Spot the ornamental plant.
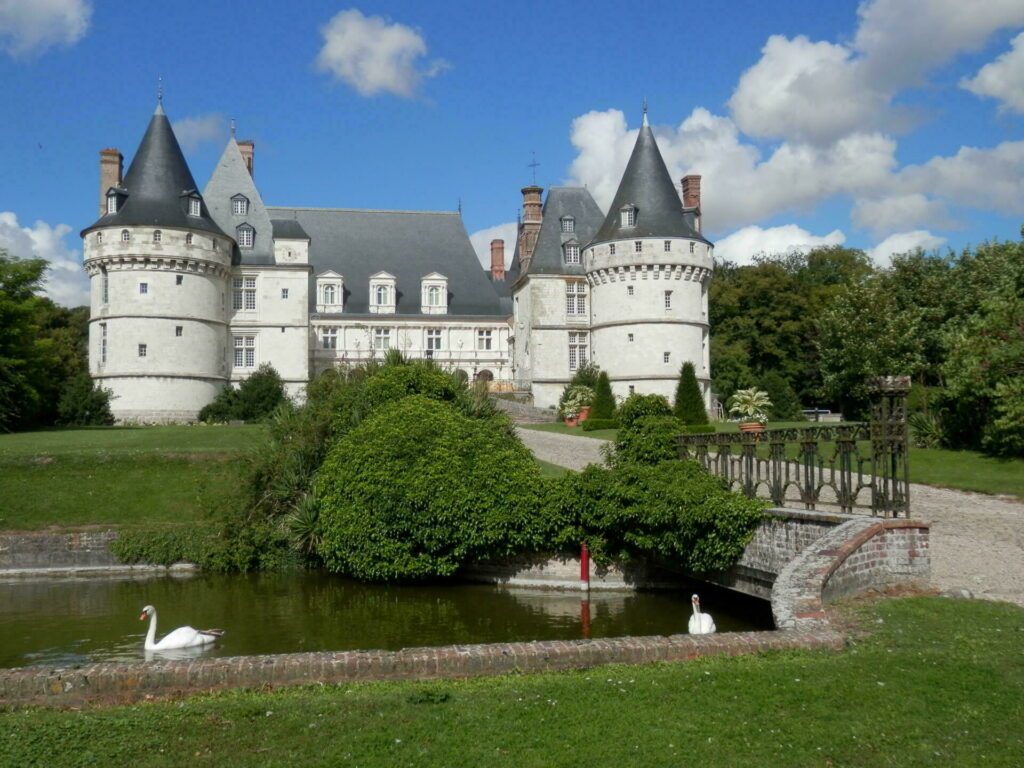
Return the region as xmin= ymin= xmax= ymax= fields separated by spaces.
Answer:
xmin=560 ymin=385 xmax=594 ymax=419
xmin=589 ymin=371 xmax=617 ymax=421
xmin=727 ymin=388 xmax=772 ymax=425
xmin=673 ymin=362 xmax=708 ymax=425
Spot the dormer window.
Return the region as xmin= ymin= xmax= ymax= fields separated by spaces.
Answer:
xmin=560 ymin=216 xmax=575 ymax=234
xmin=420 ymin=273 xmax=448 ymax=314
xmin=106 ymin=196 xmax=117 ymax=215
xmin=427 ymin=286 xmax=441 ymax=305
xmin=369 ymin=272 xmax=397 ymax=314
xmin=188 ymin=198 xmax=201 ymax=217
xmin=232 ymin=195 xmax=249 ymax=216
xmin=564 ymin=242 xmax=580 ymax=264
xmin=620 ymin=205 xmax=637 ymax=227
xmin=153 ymin=230 xmax=162 ymax=244
xmin=324 ymin=284 xmax=336 ymax=304
xmin=237 ymin=225 xmax=254 ymax=249
xmin=121 ymin=229 xmax=130 ymax=243
xmin=316 ymin=271 xmax=344 ymax=313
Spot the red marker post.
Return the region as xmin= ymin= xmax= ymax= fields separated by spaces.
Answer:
xmin=580 ymin=541 xmax=590 ymax=592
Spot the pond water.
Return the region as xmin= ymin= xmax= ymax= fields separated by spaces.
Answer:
xmin=0 ymin=572 xmax=774 ymax=669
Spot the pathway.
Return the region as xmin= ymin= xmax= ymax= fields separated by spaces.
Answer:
xmin=517 ymin=427 xmax=1024 ymax=607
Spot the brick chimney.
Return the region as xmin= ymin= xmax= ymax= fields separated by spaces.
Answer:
xmin=237 ymin=140 xmax=254 ymax=177
xmin=490 ymin=239 xmax=505 ymax=281
xmin=681 ymin=174 xmax=701 ymax=232
xmin=99 ymin=148 xmax=123 ymax=217
xmin=518 ymin=185 xmax=543 ymax=268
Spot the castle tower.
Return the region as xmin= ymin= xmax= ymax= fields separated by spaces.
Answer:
xmin=584 ymin=115 xmax=713 ymax=407
xmin=81 ymin=101 xmax=235 ymax=422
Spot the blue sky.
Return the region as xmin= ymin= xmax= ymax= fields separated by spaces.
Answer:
xmin=1 ymin=0 xmax=1022 ymax=305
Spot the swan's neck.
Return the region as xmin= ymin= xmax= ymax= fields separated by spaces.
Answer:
xmin=692 ymin=602 xmax=701 ymax=618
xmin=145 ymin=610 xmax=157 ymax=648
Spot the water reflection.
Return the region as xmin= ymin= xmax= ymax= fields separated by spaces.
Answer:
xmin=0 ymin=572 xmax=773 ymax=669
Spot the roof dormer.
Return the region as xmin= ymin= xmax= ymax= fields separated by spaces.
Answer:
xmin=620 ymin=203 xmax=637 ymax=228
xmin=316 ymin=270 xmax=343 ymax=313
xmin=369 ymin=271 xmax=397 ymax=314
xmin=421 ymin=272 xmax=448 ymax=314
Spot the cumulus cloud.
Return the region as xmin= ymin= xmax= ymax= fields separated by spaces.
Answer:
xmin=851 ymin=194 xmax=950 ymax=237
xmin=868 ymin=230 xmax=947 ymax=267
xmin=713 ymin=225 xmax=845 ymax=266
xmin=0 ymin=212 xmax=88 ymax=306
xmin=469 ymin=221 xmax=517 ymax=269
xmin=0 ymin=0 xmax=90 ymax=57
xmin=172 ymin=113 xmax=227 ymax=152
xmin=961 ymin=31 xmax=1024 ymax=113
xmin=315 ymin=8 xmax=449 ymax=97
xmin=728 ymin=0 xmax=1024 ymax=143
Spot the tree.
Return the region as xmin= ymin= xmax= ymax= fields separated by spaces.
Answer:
xmin=673 ymin=362 xmax=708 ymax=424
xmin=760 ymin=370 xmax=801 ymax=420
xmin=57 ymin=373 xmax=114 ymax=426
xmin=0 ymin=253 xmax=48 ymax=430
xmin=589 ymin=371 xmax=616 ymax=420
xmin=200 ymin=364 xmax=287 ymax=422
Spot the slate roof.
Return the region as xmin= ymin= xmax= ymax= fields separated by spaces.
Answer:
xmin=522 ymin=187 xmax=604 ymax=279
xmin=591 ymin=123 xmax=711 ymax=246
xmin=203 ymin=139 xmax=276 ymax=265
xmin=270 ymin=219 xmax=309 ymax=240
xmin=264 ymin=207 xmax=508 ymax=317
xmin=82 ymin=103 xmax=224 ymax=237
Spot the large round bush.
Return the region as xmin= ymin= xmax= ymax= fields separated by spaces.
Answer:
xmin=316 ymin=395 xmax=544 ymax=580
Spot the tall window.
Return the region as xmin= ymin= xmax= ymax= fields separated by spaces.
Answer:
xmin=121 ymin=230 xmax=130 ymax=242
xmin=138 ymin=343 xmax=147 ymax=358
xmin=664 ymin=290 xmax=672 ymax=309
xmin=664 ymin=351 xmax=671 ymax=363
xmin=101 ymin=269 xmax=109 ymax=304
xmin=233 ymin=276 xmax=257 ymax=311
xmin=96 ymin=232 xmax=103 ymax=244
xmin=322 ymin=328 xmax=338 ymax=350
xmin=107 ymin=196 xmax=117 ymax=215
xmin=373 ymin=327 xmax=391 ymax=350
xmin=185 ymin=233 xmax=193 ymax=246
xmin=234 ymin=335 xmax=256 ymax=367
xmin=609 ymin=244 xmax=616 ymax=255
xmin=568 ymin=331 xmax=588 ymax=371
xmin=426 ymin=329 xmax=442 ymax=352
xmin=627 ymin=285 xmax=634 ymax=296
xmin=232 ymin=197 xmax=248 ymax=215
xmin=153 ymin=230 xmax=162 ymax=243
xmin=689 ymin=242 xmax=696 ymax=253
xmin=427 ymin=285 xmax=442 ymax=306
xmin=621 ymin=208 xmax=636 ymax=227
xmin=634 ymin=241 xmax=642 ymax=253
xmin=664 ymin=240 xmax=671 ymax=252
xmin=560 ymin=217 xmax=575 ymax=233
xmin=566 ymin=281 xmax=587 ymax=316
xmin=564 ymin=244 xmax=580 ymax=264
xmin=477 ymin=329 xmax=493 ymax=351
xmin=139 ymin=282 xmax=148 ymax=295
xmin=189 ymin=198 xmax=201 ymax=216
xmin=100 ymin=323 xmax=107 ymax=364
xmin=323 ymin=284 xmax=336 ymax=304
xmin=374 ymin=285 xmax=390 ymax=306
xmin=237 ymin=226 xmax=254 ymax=249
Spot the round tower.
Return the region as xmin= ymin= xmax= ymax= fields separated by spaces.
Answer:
xmin=584 ymin=116 xmax=713 ymax=407
xmin=81 ymin=101 xmax=235 ymax=423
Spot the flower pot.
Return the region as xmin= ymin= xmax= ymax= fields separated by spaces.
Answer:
xmin=578 ymin=406 xmax=592 ymax=423
xmin=565 ymin=415 xmax=579 ymax=427
xmin=738 ymin=421 xmax=765 ymax=435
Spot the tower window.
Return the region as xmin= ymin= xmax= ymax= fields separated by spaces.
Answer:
xmin=96 ymin=232 xmax=103 ymax=244
xmin=609 ymin=244 xmax=616 ymax=256
xmin=629 ymin=385 xmax=635 ymax=394
xmin=138 ymin=343 xmax=147 ymax=358
xmin=664 ymin=352 xmax=671 ymax=363
xmin=188 ymin=198 xmax=201 ymax=216
xmin=101 ymin=269 xmax=108 ymax=304
xmin=139 ymin=282 xmax=148 ymax=295
xmin=100 ymin=323 xmax=107 ymax=364
xmin=664 ymin=290 xmax=672 ymax=309
xmin=634 ymin=241 xmax=642 ymax=253
xmin=176 ymin=275 xmax=183 ymax=285
xmin=281 ymin=288 xmax=289 ymax=299
xmin=621 ymin=207 xmax=636 ymax=227
xmin=153 ymin=230 xmax=162 ymax=243
xmin=175 ymin=326 xmax=183 ymax=337
xmin=560 ymin=217 xmax=575 ymax=233
xmin=627 ymin=285 xmax=634 ymax=296
xmin=664 ymin=240 xmax=671 ymax=252
xmin=628 ymin=333 xmax=634 ymax=342
xmin=232 ymin=197 xmax=249 ymax=215
xmin=185 ymin=233 xmax=194 ymax=246
xmin=237 ymin=226 xmax=254 ymax=249
xmin=121 ymin=230 xmax=130 ymax=243
xmin=690 ymin=242 xmax=696 ymax=254
xmin=564 ymin=244 xmax=580 ymax=264
xmin=106 ymin=196 xmax=117 ymax=215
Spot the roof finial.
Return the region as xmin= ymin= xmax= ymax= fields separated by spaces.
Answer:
xmin=457 ymin=198 xmax=462 ymax=216
xmin=528 ymin=151 xmax=540 ymax=185
xmin=157 ymin=74 xmax=163 ymax=105
xmin=642 ymin=97 xmax=648 ymax=127
xmin=230 ymin=118 xmax=236 ymax=138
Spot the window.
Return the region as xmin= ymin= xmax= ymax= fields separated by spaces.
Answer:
xmin=185 ymin=233 xmax=193 ymax=246
xmin=121 ymin=229 xmax=130 ymax=242
xmin=233 ymin=276 xmax=257 ymax=310
xmin=100 ymin=323 xmax=107 ymax=364
xmin=629 ymin=385 xmax=635 ymax=394
xmin=322 ymin=328 xmax=338 ymax=350
xmin=96 ymin=232 xmax=103 ymax=244
xmin=176 ymin=275 xmax=183 ymax=285
xmin=175 ymin=326 xmax=183 ymax=337
xmin=627 ymin=285 xmax=634 ymax=296
xmin=138 ymin=343 xmax=147 ymax=358
xmin=621 ymin=207 xmax=636 ymax=227
xmin=664 ymin=240 xmax=671 ymax=252
xmin=564 ymin=244 xmax=580 ymax=264
xmin=106 ymin=196 xmax=117 ymax=215
xmin=560 ymin=217 xmax=575 ymax=233
xmin=153 ymin=230 xmax=162 ymax=243
xmin=323 ymin=284 xmax=336 ymax=304
xmin=568 ymin=331 xmax=589 ymax=371
xmin=427 ymin=285 xmax=442 ymax=306
xmin=664 ymin=290 xmax=672 ymax=309
xmin=234 ymin=335 xmax=256 ymax=367
xmin=566 ymin=281 xmax=587 ymax=316
xmin=139 ymin=282 xmax=148 ymax=295
xmin=477 ymin=329 xmax=493 ymax=351
xmin=426 ymin=329 xmax=442 ymax=352
xmin=609 ymin=244 xmax=616 ymax=256
xmin=375 ymin=285 xmax=389 ymax=306
xmin=281 ymin=288 xmax=289 ymax=299
xmin=634 ymin=241 xmax=643 ymax=253
xmin=189 ymin=198 xmax=201 ymax=216
xmin=628 ymin=333 xmax=634 ymax=342
xmin=690 ymin=242 xmax=696 ymax=254
xmin=664 ymin=352 xmax=671 ymax=363
xmin=101 ymin=269 xmax=108 ymax=304
xmin=237 ymin=226 xmax=254 ymax=249
xmin=232 ymin=197 xmax=248 ymax=215
xmin=373 ymin=327 xmax=391 ymax=350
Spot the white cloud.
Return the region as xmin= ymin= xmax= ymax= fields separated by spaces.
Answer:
xmin=868 ymin=230 xmax=946 ymax=267
xmin=728 ymin=0 xmax=1024 ymax=143
xmin=851 ymin=194 xmax=950 ymax=236
xmin=315 ymin=8 xmax=449 ymax=97
xmin=0 ymin=0 xmax=90 ymax=58
xmin=961 ymin=31 xmax=1024 ymax=113
xmin=713 ymin=225 xmax=846 ymax=266
xmin=469 ymin=221 xmax=517 ymax=269
xmin=172 ymin=113 xmax=226 ymax=152
xmin=0 ymin=212 xmax=88 ymax=306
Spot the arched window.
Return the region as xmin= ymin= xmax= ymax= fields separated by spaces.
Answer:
xmin=153 ymin=230 xmax=162 ymax=243
xmin=324 ymin=284 xmax=336 ymax=304
xmin=427 ymin=285 xmax=441 ymax=305
xmin=121 ymin=230 xmax=130 ymax=243
xmin=375 ymin=284 xmax=389 ymax=305
xmin=185 ymin=233 xmax=193 ymax=246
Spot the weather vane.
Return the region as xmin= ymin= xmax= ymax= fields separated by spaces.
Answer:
xmin=230 ymin=118 xmax=236 ymax=138
xmin=157 ymin=75 xmax=163 ymax=105
xmin=642 ymin=97 xmax=648 ymax=125
xmin=528 ymin=151 xmax=540 ymax=185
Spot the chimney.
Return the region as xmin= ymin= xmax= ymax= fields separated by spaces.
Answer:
xmin=490 ymin=239 xmax=505 ymax=281
xmin=517 ymin=185 xmax=543 ymax=267
xmin=99 ymin=148 xmax=123 ymax=217
xmin=237 ymin=140 xmax=254 ymax=177
xmin=681 ymin=174 xmax=701 ymax=232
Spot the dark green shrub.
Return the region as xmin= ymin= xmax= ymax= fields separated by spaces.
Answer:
xmin=56 ymin=373 xmax=114 ymax=426
xmin=681 ymin=423 xmax=716 ymax=434
xmin=111 ymin=525 xmax=215 ymax=566
xmin=199 ymin=364 xmax=286 ymax=423
xmin=605 ymin=415 xmax=684 ymax=468
xmin=907 ymin=383 xmax=942 ymax=414
xmin=982 ymin=379 xmax=1024 ymax=457
xmin=590 ymin=371 xmax=616 ymax=420
xmin=759 ymin=370 xmax=802 ymax=420
xmin=543 ymin=461 xmax=765 ymax=573
xmin=316 ymin=396 xmax=545 ymax=580
xmin=673 ymin=362 xmax=708 ymax=424
xmin=557 ymin=363 xmax=601 ymax=417
xmin=616 ymin=393 xmax=672 ymax=430
xmin=582 ymin=418 xmax=618 ymax=431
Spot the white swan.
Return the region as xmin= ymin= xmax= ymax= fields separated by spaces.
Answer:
xmin=139 ymin=605 xmax=224 ymax=651
xmin=688 ymin=594 xmax=716 ymax=635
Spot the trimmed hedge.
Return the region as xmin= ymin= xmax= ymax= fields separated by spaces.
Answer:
xmin=682 ymin=423 xmax=716 ymax=434
xmin=582 ymin=417 xmax=618 ymax=431
xmin=606 ymin=415 xmax=684 ymax=467
xmin=617 ymin=394 xmax=672 ymax=430
xmin=673 ymin=362 xmax=709 ymax=425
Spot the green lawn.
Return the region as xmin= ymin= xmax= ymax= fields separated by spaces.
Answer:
xmin=0 ymin=424 xmax=265 ymax=460
xmin=3 ymin=597 xmax=1022 ymax=767
xmin=520 ymin=422 xmax=618 ymax=441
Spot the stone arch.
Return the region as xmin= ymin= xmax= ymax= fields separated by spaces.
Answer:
xmin=475 ymin=369 xmax=494 ymax=383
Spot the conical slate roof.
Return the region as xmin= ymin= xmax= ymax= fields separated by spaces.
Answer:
xmin=590 ymin=122 xmax=710 ymax=246
xmin=203 ymin=138 xmax=275 ymax=264
xmin=82 ymin=103 xmax=225 ymax=237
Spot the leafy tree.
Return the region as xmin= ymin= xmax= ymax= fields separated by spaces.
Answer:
xmin=57 ymin=373 xmax=114 ymax=426
xmin=710 ymin=337 xmax=755 ymax=405
xmin=616 ymin=393 xmax=671 ymax=430
xmin=199 ymin=364 xmax=287 ymax=422
xmin=673 ymin=362 xmax=708 ymax=424
xmin=605 ymin=415 xmax=684 ymax=468
xmin=0 ymin=254 xmax=49 ymax=430
xmin=759 ymin=370 xmax=801 ymax=420
xmin=589 ymin=371 xmax=616 ymax=421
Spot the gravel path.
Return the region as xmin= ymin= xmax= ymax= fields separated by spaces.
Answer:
xmin=517 ymin=427 xmax=1024 ymax=607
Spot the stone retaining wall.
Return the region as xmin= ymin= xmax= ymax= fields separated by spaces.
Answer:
xmin=0 ymin=531 xmax=120 ymax=571
xmin=0 ymin=629 xmax=844 ymax=708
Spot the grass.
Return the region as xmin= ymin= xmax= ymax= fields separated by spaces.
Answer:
xmin=0 ymin=426 xmax=264 ymax=531
xmin=520 ymin=422 xmax=618 ymax=441
xmin=2 ymin=597 xmax=1023 ymax=766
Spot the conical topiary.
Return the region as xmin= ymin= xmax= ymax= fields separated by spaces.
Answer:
xmin=673 ymin=362 xmax=708 ymax=424
xmin=590 ymin=371 xmax=616 ymax=420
